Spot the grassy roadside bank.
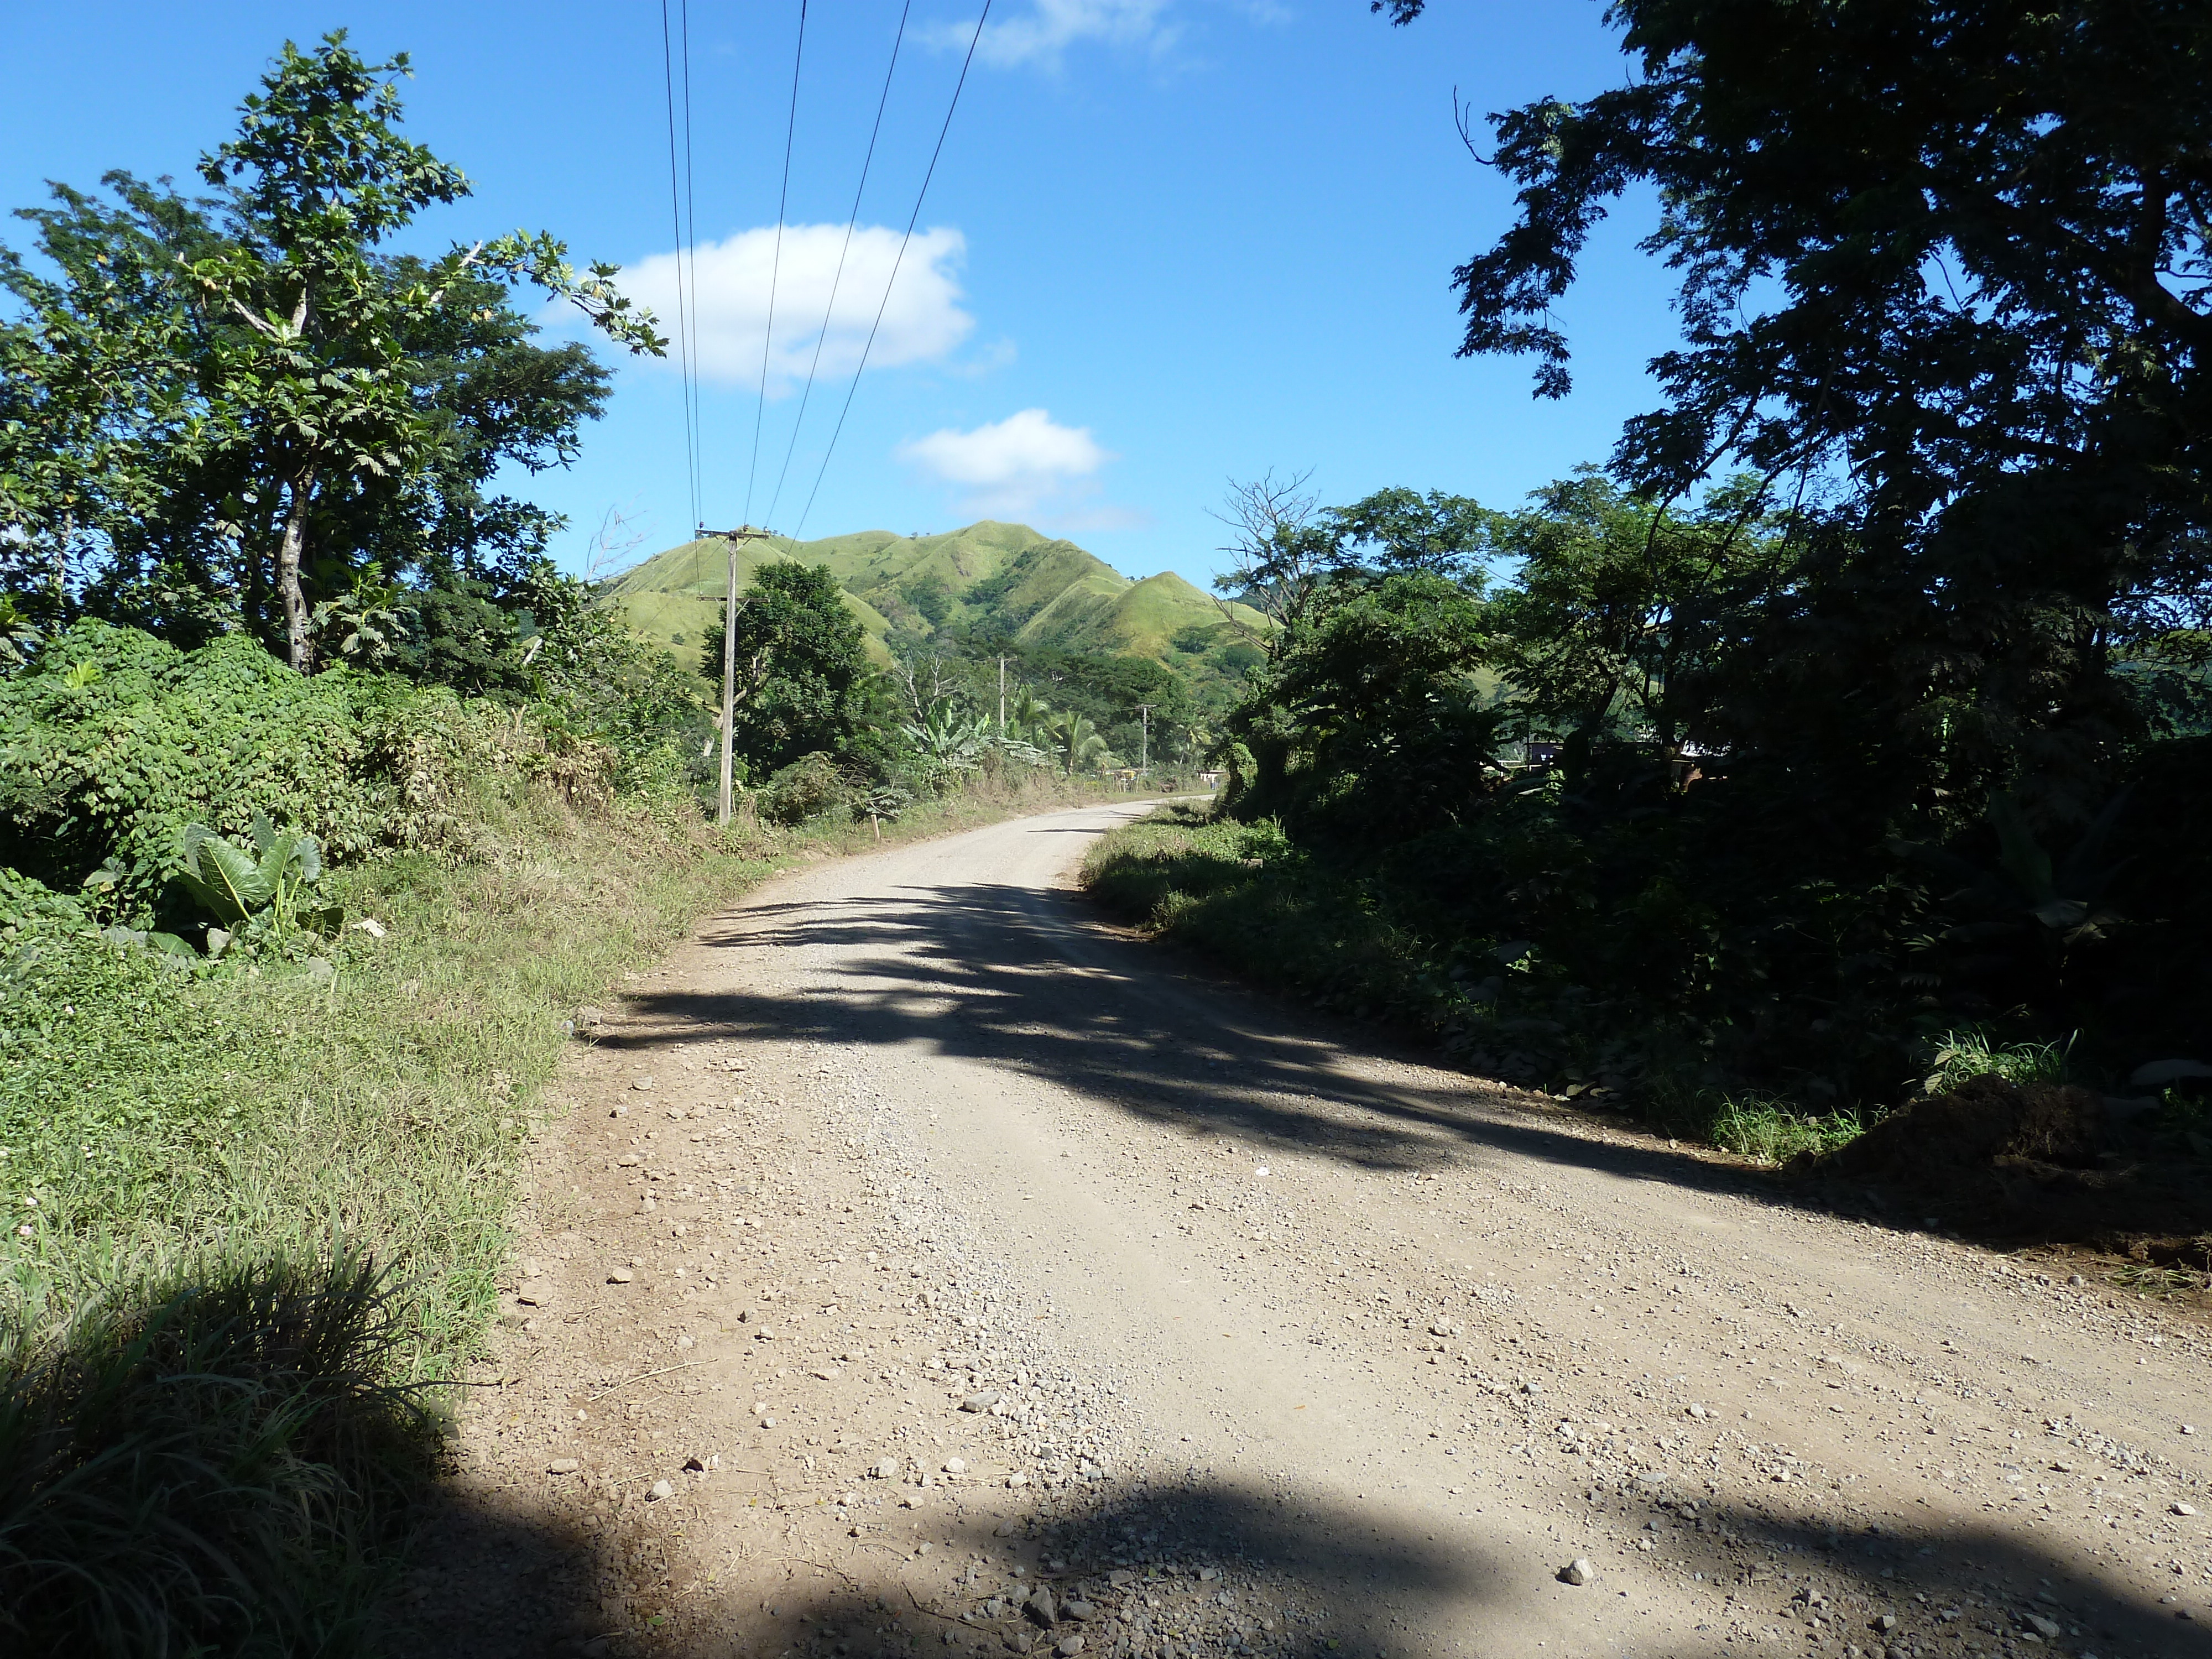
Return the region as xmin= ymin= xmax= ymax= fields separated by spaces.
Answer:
xmin=1082 ymin=805 xmax=1897 ymax=1162
xmin=0 ymin=766 xmax=1102 ymax=1652
xmin=1079 ymin=808 xmax=2212 ymax=1288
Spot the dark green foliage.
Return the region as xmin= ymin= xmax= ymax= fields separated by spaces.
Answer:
xmin=899 ymin=572 xmax=953 ymax=629
xmin=0 ymin=1250 xmax=433 ymax=1657
xmin=1485 ymin=472 xmax=1795 ymax=752
xmin=1229 ymin=571 xmax=1503 ymax=843
xmin=1157 ymin=3 xmax=2212 ymax=1111
xmin=1410 ymin=0 xmax=2212 ymax=819
xmin=759 ymin=752 xmax=857 ymax=826
xmin=700 ymin=562 xmax=871 ymax=777
xmin=1322 ymin=487 xmax=1489 ymax=580
xmin=1202 ymin=453 xmax=2212 ymax=1110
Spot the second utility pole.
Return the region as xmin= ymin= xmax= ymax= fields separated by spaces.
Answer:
xmin=700 ymin=524 xmax=775 ymax=826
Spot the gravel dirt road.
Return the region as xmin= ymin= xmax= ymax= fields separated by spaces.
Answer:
xmin=396 ymin=802 xmax=2211 ymax=1659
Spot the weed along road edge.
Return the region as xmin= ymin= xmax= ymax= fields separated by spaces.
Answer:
xmin=399 ymin=803 xmax=2212 ymax=1659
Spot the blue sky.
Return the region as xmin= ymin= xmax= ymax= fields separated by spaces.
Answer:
xmin=1 ymin=2 xmax=1679 ymax=588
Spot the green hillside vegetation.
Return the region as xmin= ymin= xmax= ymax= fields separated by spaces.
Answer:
xmin=608 ymin=522 xmax=1271 ymax=763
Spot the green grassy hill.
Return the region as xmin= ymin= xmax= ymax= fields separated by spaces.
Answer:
xmin=605 ymin=521 xmax=1270 ymax=690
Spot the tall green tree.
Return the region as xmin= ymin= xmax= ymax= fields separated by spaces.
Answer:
xmin=1487 ymin=471 xmax=1796 ymax=754
xmin=0 ymin=32 xmax=661 ymax=671
xmin=1384 ymin=0 xmax=2212 ymax=826
xmin=700 ymin=561 xmax=871 ymax=774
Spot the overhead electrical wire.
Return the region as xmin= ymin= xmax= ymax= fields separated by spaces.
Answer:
xmin=764 ymin=0 xmax=913 ymax=531
xmin=658 ymin=0 xmax=702 ymax=540
xmin=679 ymin=0 xmax=704 ymax=532
xmin=744 ymin=0 xmax=809 ymax=527
xmin=796 ymin=0 xmax=995 ymax=540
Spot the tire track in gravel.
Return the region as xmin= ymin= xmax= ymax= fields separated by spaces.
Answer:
xmin=395 ymin=803 xmax=2212 ymax=1659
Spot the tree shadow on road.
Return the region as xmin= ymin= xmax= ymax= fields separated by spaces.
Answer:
xmin=381 ymin=1469 xmax=1497 ymax=1659
xmin=586 ymin=877 xmax=1924 ymax=1245
xmin=381 ymin=1462 xmax=2212 ymax=1659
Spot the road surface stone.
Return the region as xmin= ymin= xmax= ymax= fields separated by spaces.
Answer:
xmin=393 ymin=804 xmax=2212 ymax=1659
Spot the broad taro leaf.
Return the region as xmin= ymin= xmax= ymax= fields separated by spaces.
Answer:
xmin=253 ymin=825 xmax=321 ymax=897
xmin=177 ymin=823 xmax=276 ymax=924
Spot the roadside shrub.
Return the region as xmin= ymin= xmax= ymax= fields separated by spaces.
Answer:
xmin=0 ymin=623 xmax=377 ymax=898
xmin=760 ymin=752 xmax=853 ymax=826
xmin=1921 ymin=1029 xmax=2075 ymax=1095
xmin=0 ymin=622 xmax=609 ymax=910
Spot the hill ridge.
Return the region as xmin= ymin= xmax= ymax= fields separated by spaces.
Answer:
xmin=605 ymin=520 xmax=1267 ymax=690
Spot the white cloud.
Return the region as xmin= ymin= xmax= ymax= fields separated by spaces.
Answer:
xmin=898 ymin=408 xmax=1114 ymax=515
xmin=922 ymin=0 xmax=1180 ymax=70
xmin=617 ymin=225 xmax=972 ymax=392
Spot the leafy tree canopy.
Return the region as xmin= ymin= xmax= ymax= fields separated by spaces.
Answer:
xmin=0 ymin=31 xmax=662 ymax=675
xmin=1388 ymin=0 xmax=2212 ymax=822
xmin=700 ymin=561 xmax=872 ymax=776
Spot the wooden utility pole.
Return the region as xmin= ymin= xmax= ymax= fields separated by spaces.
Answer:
xmin=698 ymin=524 xmax=775 ymax=826
xmin=1136 ymin=702 xmax=1155 ymax=775
xmin=998 ymin=656 xmax=1008 ymax=737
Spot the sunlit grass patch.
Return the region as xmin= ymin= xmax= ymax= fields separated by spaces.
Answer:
xmin=1922 ymin=1027 xmax=2076 ymax=1094
xmin=1705 ymin=1097 xmax=1868 ymax=1164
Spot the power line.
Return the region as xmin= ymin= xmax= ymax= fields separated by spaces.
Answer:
xmin=764 ymin=0 xmax=913 ymax=530
xmin=679 ymin=0 xmax=703 ymax=526
xmin=658 ymin=0 xmax=701 ymax=539
xmin=744 ymin=0 xmax=809 ymax=525
xmin=795 ymin=0 xmax=995 ymax=540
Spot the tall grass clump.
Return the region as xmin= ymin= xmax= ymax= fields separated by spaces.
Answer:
xmin=1704 ymin=1098 xmax=1867 ymax=1165
xmin=1921 ymin=1028 xmax=2077 ymax=1094
xmin=0 ymin=1248 xmax=430 ymax=1656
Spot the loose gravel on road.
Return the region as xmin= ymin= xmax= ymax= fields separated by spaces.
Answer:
xmin=392 ymin=805 xmax=2212 ymax=1659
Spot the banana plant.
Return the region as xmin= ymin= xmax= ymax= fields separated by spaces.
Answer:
xmin=901 ymin=701 xmax=994 ymax=769
xmin=176 ymin=814 xmax=341 ymax=942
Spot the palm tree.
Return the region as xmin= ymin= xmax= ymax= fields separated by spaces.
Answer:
xmin=1005 ymin=684 xmax=1051 ymax=743
xmin=1047 ymin=710 xmax=1108 ymax=775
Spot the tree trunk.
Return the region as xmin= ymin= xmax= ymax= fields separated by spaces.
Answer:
xmin=277 ymin=465 xmax=317 ymax=672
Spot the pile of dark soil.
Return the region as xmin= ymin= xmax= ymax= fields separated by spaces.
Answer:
xmin=1802 ymin=1074 xmax=2212 ymax=1264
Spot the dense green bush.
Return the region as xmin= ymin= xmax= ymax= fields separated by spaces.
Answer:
xmin=759 ymin=752 xmax=857 ymax=826
xmin=0 ymin=620 xmax=580 ymax=915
